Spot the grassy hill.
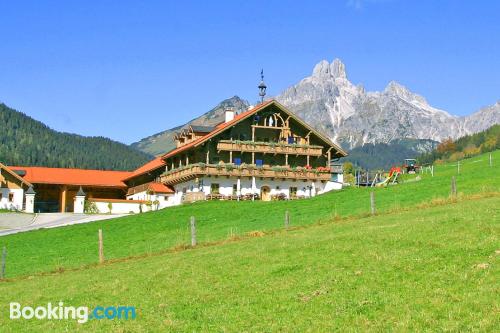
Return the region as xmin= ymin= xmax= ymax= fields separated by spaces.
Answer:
xmin=0 ymin=103 xmax=152 ymax=170
xmin=418 ymin=124 xmax=500 ymax=165
xmin=0 ymin=150 xmax=498 ymax=331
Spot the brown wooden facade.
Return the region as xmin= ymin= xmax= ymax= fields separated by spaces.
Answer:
xmin=159 ymin=101 xmax=346 ymax=186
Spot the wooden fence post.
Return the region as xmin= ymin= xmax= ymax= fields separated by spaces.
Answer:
xmin=98 ymin=229 xmax=104 ymax=264
xmin=285 ymin=210 xmax=290 ymax=229
xmin=190 ymin=216 xmax=197 ymax=246
xmin=1 ymin=246 xmax=6 ymax=279
xmin=370 ymin=192 xmax=376 ymax=215
xmin=431 ymin=165 xmax=434 ymax=177
xmin=490 ymin=153 xmax=493 ymax=167
xmin=451 ymin=176 xmax=457 ymax=197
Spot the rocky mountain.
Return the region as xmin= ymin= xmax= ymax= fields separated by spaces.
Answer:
xmin=131 ymin=96 xmax=250 ymax=155
xmin=132 ymin=59 xmax=500 ymax=168
xmin=276 ymin=59 xmax=496 ymax=149
xmin=461 ymin=101 xmax=500 ymax=134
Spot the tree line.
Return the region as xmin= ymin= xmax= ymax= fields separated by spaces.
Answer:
xmin=418 ymin=124 xmax=500 ymax=165
xmin=0 ymin=103 xmax=152 ymax=170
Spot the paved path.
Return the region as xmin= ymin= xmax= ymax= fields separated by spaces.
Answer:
xmin=0 ymin=213 xmax=128 ymax=237
xmin=0 ymin=213 xmax=35 ymax=228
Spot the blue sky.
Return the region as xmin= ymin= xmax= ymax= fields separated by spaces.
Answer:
xmin=0 ymin=1 xmax=498 ymax=144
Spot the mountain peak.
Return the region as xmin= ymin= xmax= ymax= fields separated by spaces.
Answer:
xmin=384 ymin=81 xmax=410 ymax=95
xmin=383 ymin=81 xmax=428 ymax=104
xmin=312 ymin=58 xmax=347 ymax=79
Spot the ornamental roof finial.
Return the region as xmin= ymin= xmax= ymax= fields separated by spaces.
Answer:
xmin=258 ymin=69 xmax=267 ymax=103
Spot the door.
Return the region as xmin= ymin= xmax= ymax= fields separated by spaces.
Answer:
xmin=260 ymin=186 xmax=271 ymax=201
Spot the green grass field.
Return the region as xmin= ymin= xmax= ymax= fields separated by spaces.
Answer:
xmin=0 ymin=151 xmax=498 ymax=331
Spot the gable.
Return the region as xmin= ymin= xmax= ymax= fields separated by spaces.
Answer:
xmin=189 ymin=100 xmax=347 ymax=157
xmin=0 ymin=162 xmax=32 ymax=189
xmin=127 ymin=99 xmax=347 ymax=182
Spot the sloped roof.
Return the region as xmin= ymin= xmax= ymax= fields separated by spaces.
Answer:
xmin=162 ymin=99 xmax=348 ymax=158
xmin=190 ymin=125 xmax=215 ymax=133
xmin=161 ymin=100 xmax=274 ymax=160
xmin=122 ymin=156 xmax=165 ymax=181
xmin=126 ymin=99 xmax=347 ymax=182
xmin=0 ymin=162 xmax=33 ymax=187
xmin=9 ymin=166 xmax=131 ymax=188
xmin=148 ymin=182 xmax=174 ymax=194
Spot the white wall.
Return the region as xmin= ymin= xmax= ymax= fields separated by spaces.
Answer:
xmin=146 ymin=173 xmax=344 ymax=209
xmin=177 ymin=177 xmax=329 ymax=199
xmin=0 ymin=188 xmax=24 ymax=211
xmin=126 ymin=191 xmax=177 ymax=209
xmin=91 ymin=200 xmax=150 ymax=214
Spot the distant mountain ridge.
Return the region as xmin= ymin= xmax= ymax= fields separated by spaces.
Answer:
xmin=131 ymin=96 xmax=250 ymax=155
xmin=0 ymin=103 xmax=152 ymax=170
xmin=277 ymin=59 xmax=500 ymax=149
xmin=132 ymin=59 xmax=500 ymax=160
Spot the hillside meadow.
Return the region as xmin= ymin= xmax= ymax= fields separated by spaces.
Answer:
xmin=0 ymin=150 xmax=498 ymax=279
xmin=0 ymin=191 xmax=498 ymax=331
xmin=0 ymin=151 xmax=497 ymax=331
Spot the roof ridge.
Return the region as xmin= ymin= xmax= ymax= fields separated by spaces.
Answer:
xmin=10 ymin=166 xmax=133 ymax=173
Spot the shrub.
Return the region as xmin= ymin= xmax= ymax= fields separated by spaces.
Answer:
xmin=343 ymin=162 xmax=354 ymax=175
xmin=84 ymin=200 xmax=99 ymax=214
xmin=448 ymin=151 xmax=465 ymax=162
xmin=343 ymin=174 xmax=355 ymax=185
xmin=463 ymin=144 xmax=480 ymax=157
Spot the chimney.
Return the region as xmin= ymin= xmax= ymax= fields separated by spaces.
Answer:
xmin=224 ymin=107 xmax=235 ymax=123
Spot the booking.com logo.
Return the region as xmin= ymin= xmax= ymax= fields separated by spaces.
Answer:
xmin=9 ymin=302 xmax=136 ymax=324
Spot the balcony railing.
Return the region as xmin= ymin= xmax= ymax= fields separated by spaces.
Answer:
xmin=161 ymin=163 xmax=332 ymax=185
xmin=331 ymin=164 xmax=343 ymax=174
xmin=217 ymin=140 xmax=323 ymax=156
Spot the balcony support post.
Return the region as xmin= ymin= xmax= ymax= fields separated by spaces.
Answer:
xmin=285 ymin=154 xmax=288 ymax=166
xmin=251 ymin=176 xmax=256 ymax=201
xmin=237 ymin=178 xmax=241 ymax=201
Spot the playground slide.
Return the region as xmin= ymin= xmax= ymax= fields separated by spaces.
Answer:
xmin=375 ymin=172 xmax=399 ymax=187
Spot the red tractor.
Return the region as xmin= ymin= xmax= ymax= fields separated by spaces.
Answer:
xmin=403 ymin=159 xmax=419 ymax=174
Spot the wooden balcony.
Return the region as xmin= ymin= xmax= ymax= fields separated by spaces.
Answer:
xmin=217 ymin=140 xmax=323 ymax=156
xmin=160 ymin=163 xmax=332 ymax=185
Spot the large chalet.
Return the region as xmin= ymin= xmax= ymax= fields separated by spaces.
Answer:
xmin=1 ymin=100 xmax=347 ymax=213
xmin=125 ymin=99 xmax=347 ymax=206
